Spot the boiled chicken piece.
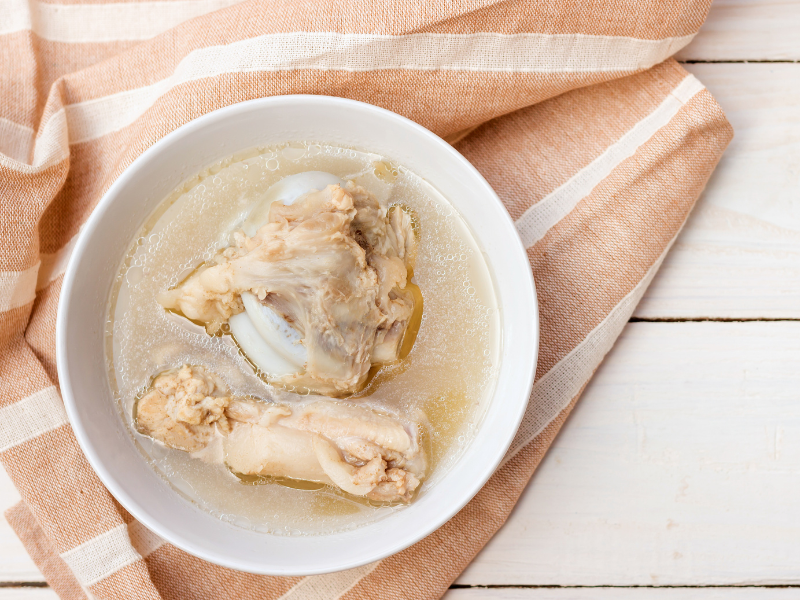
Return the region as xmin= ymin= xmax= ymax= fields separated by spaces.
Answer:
xmin=158 ymin=181 xmax=418 ymax=396
xmin=241 ymin=171 xmax=345 ymax=237
xmin=136 ymin=364 xmax=231 ymax=453
xmin=230 ymin=172 xmax=343 ymax=377
xmin=136 ymin=366 xmax=425 ymax=502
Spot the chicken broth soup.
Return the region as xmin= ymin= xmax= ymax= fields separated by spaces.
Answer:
xmin=107 ymin=142 xmax=500 ymax=534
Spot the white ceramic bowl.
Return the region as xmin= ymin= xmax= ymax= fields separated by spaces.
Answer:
xmin=57 ymin=96 xmax=538 ymax=575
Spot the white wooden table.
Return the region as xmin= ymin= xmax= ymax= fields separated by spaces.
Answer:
xmin=3 ymin=1 xmax=799 ymax=597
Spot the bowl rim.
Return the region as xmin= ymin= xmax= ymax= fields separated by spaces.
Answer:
xmin=56 ymin=94 xmax=539 ymax=575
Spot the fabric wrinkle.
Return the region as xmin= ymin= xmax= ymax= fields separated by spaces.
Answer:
xmin=0 ymin=1 xmax=732 ymax=598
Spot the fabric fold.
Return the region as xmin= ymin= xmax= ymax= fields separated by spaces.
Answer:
xmin=0 ymin=1 xmax=730 ymax=598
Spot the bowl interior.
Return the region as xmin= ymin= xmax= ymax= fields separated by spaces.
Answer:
xmin=57 ymin=96 xmax=538 ymax=575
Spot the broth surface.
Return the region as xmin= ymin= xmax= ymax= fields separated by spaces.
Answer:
xmin=107 ymin=142 xmax=500 ymax=535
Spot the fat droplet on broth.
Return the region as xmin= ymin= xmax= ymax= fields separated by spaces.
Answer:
xmin=280 ymin=145 xmax=306 ymax=161
xmin=106 ymin=142 xmax=500 ymax=536
xmin=125 ymin=266 xmax=143 ymax=285
xmin=373 ymin=160 xmax=398 ymax=184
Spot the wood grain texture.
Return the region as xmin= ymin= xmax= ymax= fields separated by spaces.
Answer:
xmin=635 ymin=63 xmax=800 ymax=319
xmin=0 ymin=592 xmax=54 ymax=600
xmin=4 ymin=587 xmax=800 ymax=600
xmin=676 ymin=0 xmax=800 ymax=61
xmin=458 ymin=322 xmax=800 ymax=586
xmin=444 ymin=590 xmax=800 ymax=600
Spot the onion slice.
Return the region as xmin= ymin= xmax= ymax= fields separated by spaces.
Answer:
xmin=241 ymin=291 xmax=306 ymax=367
xmin=229 ymin=312 xmax=299 ymax=377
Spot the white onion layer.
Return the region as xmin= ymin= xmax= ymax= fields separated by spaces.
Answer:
xmin=229 ymin=311 xmax=299 ymax=377
xmin=241 ymin=291 xmax=306 ymax=367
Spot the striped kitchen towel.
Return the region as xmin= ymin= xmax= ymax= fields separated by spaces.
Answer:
xmin=0 ymin=1 xmax=731 ymax=598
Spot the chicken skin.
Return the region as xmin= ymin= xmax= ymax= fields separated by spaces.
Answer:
xmin=136 ymin=365 xmax=425 ymax=502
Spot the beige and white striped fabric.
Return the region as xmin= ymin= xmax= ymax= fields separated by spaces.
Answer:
xmin=0 ymin=1 xmax=732 ymax=598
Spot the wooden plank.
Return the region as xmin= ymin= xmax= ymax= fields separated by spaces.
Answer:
xmin=676 ymin=0 xmax=800 ymax=61
xmin=458 ymin=321 xmax=800 ymax=586
xmin=635 ymin=63 xmax=800 ymax=319
xmin=0 ymin=469 xmax=43 ymax=582
xmin=1 ymin=585 xmax=794 ymax=600
xmin=444 ymin=590 xmax=800 ymax=600
xmin=0 ymin=591 xmax=55 ymax=600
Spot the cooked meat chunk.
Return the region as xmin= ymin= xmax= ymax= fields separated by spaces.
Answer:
xmin=136 ymin=365 xmax=231 ymax=452
xmin=158 ymin=182 xmax=417 ymax=396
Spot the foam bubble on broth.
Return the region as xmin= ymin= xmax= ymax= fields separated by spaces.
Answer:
xmin=107 ymin=142 xmax=500 ymax=535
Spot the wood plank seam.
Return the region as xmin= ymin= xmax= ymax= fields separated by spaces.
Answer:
xmin=679 ymin=60 xmax=800 ymax=63
xmin=630 ymin=317 xmax=800 ymax=322
xmin=448 ymin=585 xmax=800 ymax=589
xmin=0 ymin=584 xmax=49 ymax=588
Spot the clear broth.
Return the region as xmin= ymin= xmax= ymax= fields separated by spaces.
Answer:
xmin=107 ymin=142 xmax=500 ymax=535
